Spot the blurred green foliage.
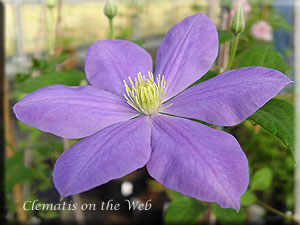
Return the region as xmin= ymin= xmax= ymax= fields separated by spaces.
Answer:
xmin=164 ymin=197 xmax=206 ymax=225
xmin=6 ymin=0 xmax=296 ymax=224
xmin=240 ymin=46 xmax=286 ymax=74
xmin=5 ymin=150 xmax=33 ymax=192
xmin=211 ymin=203 xmax=245 ymax=225
xmin=7 ymin=52 xmax=84 ymax=221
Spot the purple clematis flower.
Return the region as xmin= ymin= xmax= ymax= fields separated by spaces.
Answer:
xmin=13 ymin=13 xmax=290 ymax=210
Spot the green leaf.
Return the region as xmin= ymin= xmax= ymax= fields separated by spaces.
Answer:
xmin=15 ymin=73 xmax=30 ymax=83
xmin=19 ymin=70 xmax=86 ymax=93
xmin=218 ymin=30 xmax=233 ymax=44
xmin=166 ymin=188 xmax=183 ymax=199
xmin=211 ymin=203 xmax=245 ymax=225
xmin=164 ymin=196 xmax=206 ymax=225
xmin=31 ymin=54 xmax=68 ymax=73
xmin=132 ymin=40 xmax=144 ymax=47
xmin=5 ymin=151 xmax=33 ymax=191
xmin=218 ymin=30 xmax=248 ymax=45
xmin=250 ymin=98 xmax=295 ymax=156
xmin=188 ymin=118 xmax=213 ymax=127
xmin=241 ymin=191 xmax=256 ymax=206
xmin=189 ymin=70 xmax=218 ymax=87
xmin=38 ymin=210 xmax=60 ymax=219
xmin=240 ymin=46 xmax=286 ymax=73
xmin=250 ymin=167 xmax=273 ymax=191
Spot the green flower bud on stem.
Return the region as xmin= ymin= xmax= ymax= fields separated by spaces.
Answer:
xmin=220 ymin=0 xmax=233 ymax=10
xmin=226 ymin=1 xmax=246 ymax=71
xmin=104 ymin=0 xmax=117 ymax=39
xmin=47 ymin=0 xmax=57 ymax=9
xmin=104 ymin=0 xmax=117 ymax=20
xmin=230 ymin=1 xmax=245 ymax=34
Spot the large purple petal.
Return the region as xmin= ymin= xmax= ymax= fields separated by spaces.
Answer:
xmin=162 ymin=67 xmax=291 ymax=126
xmin=85 ymin=39 xmax=153 ymax=96
xmin=147 ymin=114 xmax=249 ymax=210
xmin=155 ymin=13 xmax=218 ymax=100
xmin=53 ymin=116 xmax=151 ymax=197
xmin=13 ymin=85 xmax=139 ymax=139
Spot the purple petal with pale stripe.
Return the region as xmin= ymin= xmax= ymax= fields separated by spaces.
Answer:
xmin=13 ymin=85 xmax=138 ymax=139
xmin=53 ymin=116 xmax=151 ymax=197
xmin=155 ymin=13 xmax=218 ymax=100
xmin=85 ymin=39 xmax=153 ymax=96
xmin=162 ymin=67 xmax=291 ymax=126
xmin=147 ymin=114 xmax=249 ymax=210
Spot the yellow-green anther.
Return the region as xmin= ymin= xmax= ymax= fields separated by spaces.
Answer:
xmin=230 ymin=1 xmax=245 ymax=35
xmin=104 ymin=0 xmax=117 ymax=20
xmin=123 ymin=72 xmax=172 ymax=115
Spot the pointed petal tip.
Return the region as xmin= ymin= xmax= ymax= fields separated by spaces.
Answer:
xmin=155 ymin=11 xmax=218 ymax=99
xmin=12 ymin=85 xmax=139 ymax=139
xmin=12 ymin=103 xmax=24 ymax=123
xmin=232 ymin=200 xmax=241 ymax=211
xmin=147 ymin=115 xmax=249 ymax=211
xmin=214 ymin=191 xmax=242 ymax=210
xmin=282 ymin=72 xmax=292 ymax=83
xmin=162 ymin=66 xmax=292 ymax=126
xmin=218 ymin=198 xmax=241 ymax=211
xmin=52 ymin=117 xmax=151 ymax=198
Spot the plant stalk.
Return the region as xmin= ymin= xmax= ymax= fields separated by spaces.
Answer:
xmin=225 ymin=34 xmax=240 ymax=71
xmin=109 ymin=18 xmax=115 ymax=39
xmin=256 ymin=199 xmax=295 ymax=222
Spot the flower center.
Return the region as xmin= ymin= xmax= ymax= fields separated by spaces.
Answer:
xmin=123 ymin=72 xmax=170 ymax=115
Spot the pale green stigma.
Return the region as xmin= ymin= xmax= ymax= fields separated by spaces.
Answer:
xmin=123 ymin=72 xmax=171 ymax=115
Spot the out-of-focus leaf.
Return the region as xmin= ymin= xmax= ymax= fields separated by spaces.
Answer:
xmin=241 ymin=191 xmax=256 ymax=206
xmin=190 ymin=70 xmax=218 ymax=87
xmin=219 ymin=30 xmax=233 ymax=44
xmin=39 ymin=210 xmax=60 ymax=219
xmin=132 ymin=40 xmax=144 ymax=47
xmin=218 ymin=30 xmax=247 ymax=44
xmin=15 ymin=73 xmax=30 ymax=83
xmin=164 ymin=196 xmax=206 ymax=225
xmin=250 ymin=99 xmax=295 ymax=156
xmin=44 ymin=54 xmax=68 ymax=72
xmin=166 ymin=188 xmax=183 ymax=199
xmin=19 ymin=70 xmax=86 ymax=93
xmin=250 ymin=167 xmax=273 ymax=191
xmin=5 ymin=150 xmax=33 ymax=191
xmin=32 ymin=58 xmax=46 ymax=70
xmin=189 ymin=118 xmax=213 ymax=127
xmin=271 ymin=21 xmax=294 ymax=31
xmin=32 ymin=55 xmax=68 ymax=73
xmin=240 ymin=46 xmax=286 ymax=73
xmin=211 ymin=203 xmax=245 ymax=225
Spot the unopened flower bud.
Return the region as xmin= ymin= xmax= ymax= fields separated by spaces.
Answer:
xmin=230 ymin=1 xmax=245 ymax=34
xmin=220 ymin=0 xmax=233 ymax=10
xmin=104 ymin=0 xmax=117 ymax=20
xmin=47 ymin=0 xmax=57 ymax=9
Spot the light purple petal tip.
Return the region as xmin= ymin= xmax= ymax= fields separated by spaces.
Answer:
xmin=13 ymin=85 xmax=139 ymax=139
xmin=162 ymin=66 xmax=291 ymax=126
xmin=147 ymin=114 xmax=249 ymax=210
xmin=53 ymin=116 xmax=151 ymax=197
xmin=85 ymin=39 xmax=153 ymax=96
xmin=155 ymin=13 xmax=218 ymax=100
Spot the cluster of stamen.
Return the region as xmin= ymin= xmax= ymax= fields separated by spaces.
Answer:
xmin=123 ymin=72 xmax=171 ymax=115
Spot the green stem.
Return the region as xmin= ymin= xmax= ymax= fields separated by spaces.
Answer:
xmin=109 ymin=18 xmax=115 ymax=39
xmin=256 ymin=199 xmax=295 ymax=221
xmin=225 ymin=34 xmax=239 ymax=71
